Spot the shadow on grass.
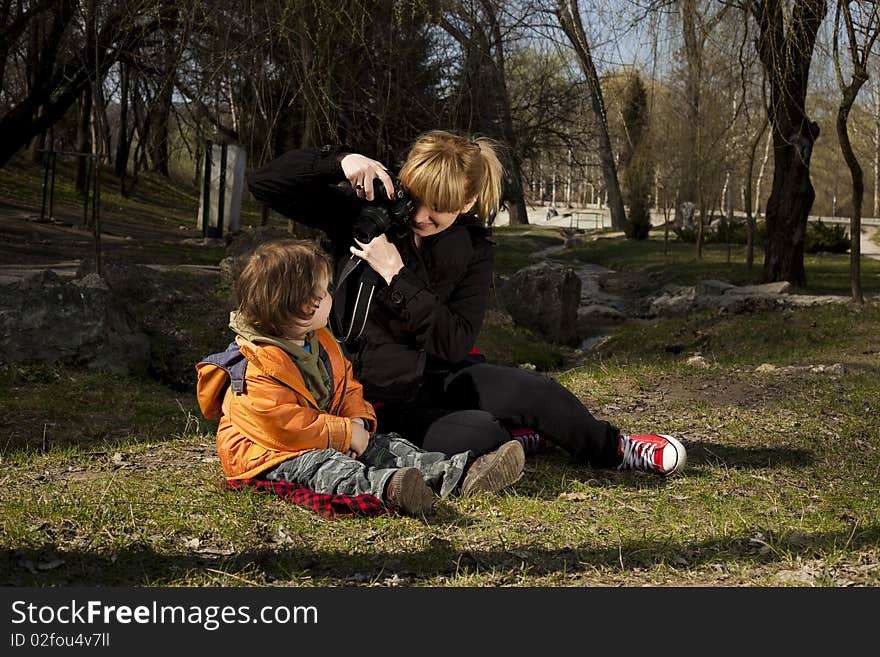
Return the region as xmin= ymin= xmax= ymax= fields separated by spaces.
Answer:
xmin=515 ymin=442 xmax=815 ymax=497
xmin=683 ymin=442 xmax=814 ymax=470
xmin=3 ymin=521 xmax=876 ymax=586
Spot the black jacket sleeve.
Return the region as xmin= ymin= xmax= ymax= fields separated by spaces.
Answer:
xmin=247 ymin=146 xmax=361 ymax=250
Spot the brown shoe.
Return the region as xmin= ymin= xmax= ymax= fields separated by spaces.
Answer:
xmin=460 ymin=440 xmax=525 ymax=496
xmin=385 ymin=467 xmax=434 ymax=515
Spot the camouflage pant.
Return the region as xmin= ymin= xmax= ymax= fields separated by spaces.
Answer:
xmin=263 ymin=433 xmax=472 ymax=500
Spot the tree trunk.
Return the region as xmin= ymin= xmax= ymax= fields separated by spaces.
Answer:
xmin=745 ymin=118 xmax=770 ymax=271
xmin=26 ymin=15 xmax=45 ymax=165
xmin=838 ymin=100 xmax=864 ymax=304
xmin=146 ymin=3 xmax=179 ymax=177
xmin=75 ymin=88 xmax=93 ymax=193
xmin=752 ymin=0 xmax=826 ymax=286
xmin=555 ymin=0 xmax=626 ymax=230
xmin=480 ymin=0 xmax=528 ymax=225
xmin=147 ymin=83 xmax=172 ymax=176
xmin=0 ymin=1 xmax=144 ymax=167
xmin=93 ymin=74 xmax=111 ymax=164
xmin=833 ymin=3 xmax=876 ymax=304
xmin=680 ymin=0 xmax=701 ymax=212
xmin=115 ymin=60 xmax=131 ymax=177
xmin=763 ymin=121 xmax=819 ymax=286
xmin=755 ymin=126 xmax=772 ymax=218
xmin=874 ymin=75 xmax=880 ymax=218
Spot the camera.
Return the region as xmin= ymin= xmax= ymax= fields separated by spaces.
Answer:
xmin=353 ymin=177 xmax=412 ymax=243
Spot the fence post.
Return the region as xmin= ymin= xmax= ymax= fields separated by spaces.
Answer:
xmin=40 ymin=152 xmax=50 ymax=222
xmin=92 ymin=157 xmax=99 ymax=229
xmin=48 ymin=152 xmax=57 ymax=221
xmin=201 ymin=140 xmax=213 ymax=237
xmin=217 ymin=143 xmax=227 ymax=237
xmin=83 ymin=157 xmax=92 ymax=226
xmin=95 ymin=156 xmax=103 ymax=277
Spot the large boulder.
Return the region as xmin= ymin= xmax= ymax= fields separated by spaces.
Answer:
xmin=0 ymin=270 xmax=150 ymax=374
xmin=75 ymin=258 xmax=232 ymax=390
xmin=499 ymin=262 xmax=581 ymax=344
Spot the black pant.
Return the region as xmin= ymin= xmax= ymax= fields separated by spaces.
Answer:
xmin=375 ymin=363 xmax=621 ymax=467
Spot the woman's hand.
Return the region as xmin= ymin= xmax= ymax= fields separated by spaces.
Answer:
xmin=340 ymin=153 xmax=395 ymax=202
xmin=351 ymin=234 xmax=405 ymax=285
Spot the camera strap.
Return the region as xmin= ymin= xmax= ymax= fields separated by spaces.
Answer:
xmin=331 ymin=255 xmax=380 ymax=348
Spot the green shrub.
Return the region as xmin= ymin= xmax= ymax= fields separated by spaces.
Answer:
xmin=805 ymin=220 xmax=849 ymax=254
xmin=674 ymin=219 xmax=766 ymax=246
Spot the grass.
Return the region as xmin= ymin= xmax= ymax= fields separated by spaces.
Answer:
xmin=546 ymin=228 xmax=880 ymax=296
xmin=2 ymin=216 xmax=880 ymax=586
xmin=0 ymin=154 xmax=270 ymax=231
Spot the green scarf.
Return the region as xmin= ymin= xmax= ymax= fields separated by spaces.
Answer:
xmin=228 ymin=311 xmax=332 ymax=410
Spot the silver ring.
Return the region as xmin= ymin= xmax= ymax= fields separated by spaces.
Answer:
xmin=355 ymin=184 xmax=364 ymax=190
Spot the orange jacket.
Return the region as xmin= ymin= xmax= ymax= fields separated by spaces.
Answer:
xmin=196 ymin=327 xmax=377 ymax=480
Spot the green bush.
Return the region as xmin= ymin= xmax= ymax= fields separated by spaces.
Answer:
xmin=805 ymin=220 xmax=849 ymax=254
xmin=673 ymin=219 xmax=766 ymax=246
xmin=674 ymin=218 xmax=849 ymax=254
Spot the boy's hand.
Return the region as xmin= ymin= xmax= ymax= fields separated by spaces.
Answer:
xmin=347 ymin=421 xmax=370 ymax=458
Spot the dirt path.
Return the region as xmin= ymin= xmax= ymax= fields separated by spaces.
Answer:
xmin=861 ymin=225 xmax=880 ymax=260
xmin=0 ymin=201 xmax=205 ymax=282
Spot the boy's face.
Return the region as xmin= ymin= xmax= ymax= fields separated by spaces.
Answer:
xmin=302 ymin=272 xmax=332 ymax=335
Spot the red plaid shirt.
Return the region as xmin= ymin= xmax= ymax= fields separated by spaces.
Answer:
xmin=224 ymin=478 xmax=388 ymax=518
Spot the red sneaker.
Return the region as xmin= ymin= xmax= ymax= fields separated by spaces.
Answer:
xmin=508 ymin=428 xmax=552 ymax=456
xmin=618 ymin=434 xmax=687 ymax=475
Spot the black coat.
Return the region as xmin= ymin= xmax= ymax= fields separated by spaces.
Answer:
xmin=247 ymin=145 xmax=494 ymax=404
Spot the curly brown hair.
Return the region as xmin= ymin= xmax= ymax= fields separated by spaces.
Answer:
xmin=234 ymin=239 xmax=332 ymax=336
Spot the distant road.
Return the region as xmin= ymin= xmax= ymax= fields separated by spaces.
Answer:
xmin=494 ymin=206 xmax=880 ymax=229
xmin=493 ymin=205 xmax=880 ymax=261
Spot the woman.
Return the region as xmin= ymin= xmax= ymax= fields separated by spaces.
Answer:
xmin=247 ymin=130 xmax=685 ymax=475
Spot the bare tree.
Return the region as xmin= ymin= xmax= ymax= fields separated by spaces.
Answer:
xmin=875 ymin=64 xmax=880 ymax=218
xmin=744 ymin=116 xmax=769 ymax=269
xmin=748 ymin=0 xmax=827 ymax=286
xmin=0 ymin=0 xmax=162 ymax=167
xmin=833 ymin=0 xmax=879 ymax=304
xmin=678 ymin=0 xmax=730 ymax=247
xmin=437 ymin=0 xmax=530 ymax=224
xmin=554 ymin=0 xmax=626 ymax=230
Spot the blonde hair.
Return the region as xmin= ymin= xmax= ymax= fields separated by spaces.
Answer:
xmin=398 ymin=130 xmax=504 ymax=224
xmin=235 ymin=239 xmax=332 ymax=336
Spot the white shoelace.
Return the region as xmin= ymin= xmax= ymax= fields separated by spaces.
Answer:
xmin=618 ymin=436 xmax=657 ymax=472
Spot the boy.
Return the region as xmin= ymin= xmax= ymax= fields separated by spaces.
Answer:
xmin=196 ymin=239 xmax=524 ymax=515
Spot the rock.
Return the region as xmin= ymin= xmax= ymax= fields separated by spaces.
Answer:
xmin=811 ymin=363 xmax=845 ymax=376
xmin=755 ymin=362 xmax=846 ymax=376
xmin=73 ymin=272 xmax=109 ymax=290
xmin=181 ymin=237 xmax=225 ymax=248
xmin=696 ymin=279 xmax=735 ymax=295
xmin=649 ymin=286 xmax=699 ymax=317
xmin=578 ymin=304 xmax=625 ymax=323
xmin=726 ymin=281 xmax=792 ymax=296
xmin=717 ymin=294 xmax=781 ymax=314
xmin=686 ymin=355 xmax=711 ymax=368
xmin=0 ymin=270 xmax=150 ymax=375
xmin=500 ymin=262 xmax=581 ymax=344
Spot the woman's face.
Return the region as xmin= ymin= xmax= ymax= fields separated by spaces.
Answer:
xmin=410 ymin=204 xmax=460 ymax=238
xmin=409 ymin=196 xmax=477 ymax=238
